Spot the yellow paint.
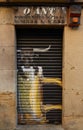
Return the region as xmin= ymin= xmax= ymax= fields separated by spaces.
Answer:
xmin=42 ymin=77 xmax=62 ymax=87
xmin=43 ymin=105 xmax=62 ymax=112
xmin=29 ymin=76 xmax=62 ymax=120
xmin=29 ymin=76 xmax=42 ymax=119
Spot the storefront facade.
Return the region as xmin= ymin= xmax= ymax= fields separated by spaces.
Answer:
xmin=0 ymin=1 xmax=83 ymax=130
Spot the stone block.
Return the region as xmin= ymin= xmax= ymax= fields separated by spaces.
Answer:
xmin=0 ymin=92 xmax=16 ymax=130
xmin=0 ymin=46 xmax=16 ymax=70
xmin=0 ymin=25 xmax=16 ymax=46
xmin=63 ymin=90 xmax=83 ymax=117
xmin=0 ymin=7 xmax=14 ymax=25
xmin=63 ymin=116 xmax=83 ymax=130
xmin=0 ymin=70 xmax=16 ymax=92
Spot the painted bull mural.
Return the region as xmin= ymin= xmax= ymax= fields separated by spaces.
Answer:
xmin=17 ymin=45 xmax=62 ymax=124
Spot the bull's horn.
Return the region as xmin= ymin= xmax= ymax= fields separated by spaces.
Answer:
xmin=33 ymin=45 xmax=51 ymax=52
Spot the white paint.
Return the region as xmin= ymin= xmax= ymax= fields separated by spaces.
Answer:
xmin=23 ymin=8 xmax=30 ymax=15
xmin=23 ymin=7 xmax=62 ymax=16
xmin=38 ymin=66 xmax=43 ymax=77
xmin=36 ymin=7 xmax=40 ymax=15
xmin=42 ymin=7 xmax=47 ymax=15
xmin=33 ymin=45 xmax=51 ymax=52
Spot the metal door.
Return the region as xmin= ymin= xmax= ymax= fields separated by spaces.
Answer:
xmin=16 ymin=28 xmax=63 ymax=125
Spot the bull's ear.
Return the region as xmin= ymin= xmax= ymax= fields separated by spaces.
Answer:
xmin=17 ymin=50 xmax=21 ymax=53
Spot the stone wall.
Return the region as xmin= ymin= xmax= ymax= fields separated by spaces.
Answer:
xmin=63 ymin=10 xmax=83 ymax=130
xmin=0 ymin=5 xmax=83 ymax=130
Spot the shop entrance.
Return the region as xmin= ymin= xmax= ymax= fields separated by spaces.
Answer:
xmin=16 ymin=28 xmax=63 ymax=125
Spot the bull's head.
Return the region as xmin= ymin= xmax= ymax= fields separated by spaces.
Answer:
xmin=17 ymin=45 xmax=51 ymax=71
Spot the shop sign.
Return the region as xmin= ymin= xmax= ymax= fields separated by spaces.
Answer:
xmin=14 ymin=6 xmax=67 ymax=25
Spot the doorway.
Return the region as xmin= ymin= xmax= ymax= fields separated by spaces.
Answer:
xmin=16 ymin=28 xmax=63 ymax=125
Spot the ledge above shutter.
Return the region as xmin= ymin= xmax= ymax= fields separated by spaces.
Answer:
xmin=0 ymin=0 xmax=72 ymax=3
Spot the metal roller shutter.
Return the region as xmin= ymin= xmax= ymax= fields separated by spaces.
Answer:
xmin=16 ymin=28 xmax=63 ymax=125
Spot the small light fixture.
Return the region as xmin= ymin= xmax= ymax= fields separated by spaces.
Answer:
xmin=68 ymin=5 xmax=82 ymax=27
xmin=72 ymin=17 xmax=79 ymax=23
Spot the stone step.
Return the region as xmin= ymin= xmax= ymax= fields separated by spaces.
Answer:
xmin=15 ymin=125 xmax=64 ymax=130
